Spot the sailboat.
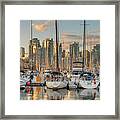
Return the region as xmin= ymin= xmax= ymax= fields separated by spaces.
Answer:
xmin=46 ymin=71 xmax=68 ymax=89
xmin=79 ymin=71 xmax=100 ymax=89
xmin=46 ymin=20 xmax=68 ymax=89
xmin=78 ymin=20 xmax=100 ymax=89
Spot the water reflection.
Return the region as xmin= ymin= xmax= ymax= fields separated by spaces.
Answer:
xmin=46 ymin=89 xmax=68 ymax=100
xmin=79 ymin=89 xmax=100 ymax=100
xmin=20 ymin=86 xmax=100 ymax=100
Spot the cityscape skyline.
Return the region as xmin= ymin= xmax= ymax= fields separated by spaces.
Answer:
xmin=20 ymin=20 xmax=100 ymax=53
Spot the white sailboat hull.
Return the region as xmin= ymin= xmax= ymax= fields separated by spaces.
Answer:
xmin=46 ymin=81 xmax=67 ymax=89
xmin=79 ymin=79 xmax=100 ymax=89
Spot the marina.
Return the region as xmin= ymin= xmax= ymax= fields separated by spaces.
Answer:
xmin=20 ymin=70 xmax=100 ymax=100
xmin=20 ymin=20 xmax=100 ymax=100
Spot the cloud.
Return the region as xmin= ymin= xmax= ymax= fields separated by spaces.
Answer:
xmin=61 ymin=32 xmax=82 ymax=50
xmin=61 ymin=32 xmax=100 ymax=50
xmin=33 ymin=22 xmax=49 ymax=32
xmin=33 ymin=20 xmax=55 ymax=32
xmin=62 ymin=33 xmax=82 ymax=40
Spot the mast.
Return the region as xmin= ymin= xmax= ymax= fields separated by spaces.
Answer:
xmin=89 ymin=36 xmax=93 ymax=70
xmin=82 ymin=20 xmax=86 ymax=69
xmin=55 ymin=20 xmax=59 ymax=71
xmin=30 ymin=20 xmax=32 ymax=40
xmin=30 ymin=20 xmax=33 ymax=70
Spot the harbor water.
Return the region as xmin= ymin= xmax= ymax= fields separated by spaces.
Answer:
xmin=20 ymin=86 xmax=100 ymax=100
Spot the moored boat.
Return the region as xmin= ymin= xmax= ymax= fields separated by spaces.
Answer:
xmin=46 ymin=71 xmax=68 ymax=89
xmin=78 ymin=72 xmax=100 ymax=89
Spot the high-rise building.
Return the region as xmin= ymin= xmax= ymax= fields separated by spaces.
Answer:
xmin=29 ymin=38 xmax=41 ymax=71
xmin=20 ymin=47 xmax=25 ymax=71
xmin=69 ymin=44 xmax=73 ymax=71
xmin=62 ymin=50 xmax=66 ymax=71
xmin=58 ymin=43 xmax=62 ymax=71
xmin=40 ymin=46 xmax=45 ymax=66
xmin=20 ymin=47 xmax=25 ymax=58
xmin=91 ymin=44 xmax=100 ymax=67
xmin=85 ymin=50 xmax=90 ymax=67
xmin=42 ymin=38 xmax=54 ymax=69
xmin=72 ymin=42 xmax=79 ymax=62
xmin=64 ymin=51 xmax=70 ymax=72
xmin=53 ymin=46 xmax=56 ymax=70
xmin=20 ymin=47 xmax=29 ymax=71
xmin=49 ymin=38 xmax=54 ymax=68
xmin=69 ymin=42 xmax=80 ymax=70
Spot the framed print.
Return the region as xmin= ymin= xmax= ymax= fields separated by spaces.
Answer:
xmin=0 ymin=0 xmax=119 ymax=119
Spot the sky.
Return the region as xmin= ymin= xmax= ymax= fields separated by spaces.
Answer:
xmin=20 ymin=20 xmax=100 ymax=53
